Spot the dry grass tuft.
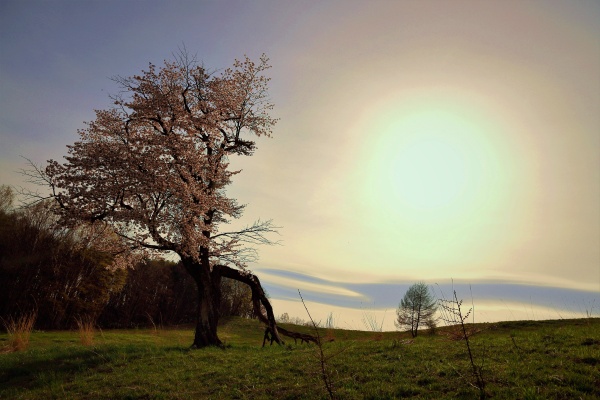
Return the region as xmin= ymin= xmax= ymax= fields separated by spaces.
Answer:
xmin=324 ymin=329 xmax=336 ymax=343
xmin=76 ymin=316 xmax=96 ymax=346
xmin=2 ymin=312 xmax=37 ymax=352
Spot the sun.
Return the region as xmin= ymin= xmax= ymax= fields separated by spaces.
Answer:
xmin=346 ymin=96 xmax=522 ymax=269
xmin=363 ymin=103 xmax=496 ymax=227
xmin=389 ymin=131 xmax=471 ymax=211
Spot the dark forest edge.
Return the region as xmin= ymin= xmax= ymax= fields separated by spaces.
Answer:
xmin=0 ymin=185 xmax=255 ymax=331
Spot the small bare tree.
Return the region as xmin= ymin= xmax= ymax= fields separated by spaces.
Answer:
xmin=395 ymin=282 xmax=437 ymax=337
xmin=439 ymin=290 xmax=487 ymax=399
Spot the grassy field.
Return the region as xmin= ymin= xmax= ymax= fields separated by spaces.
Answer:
xmin=1 ymin=317 xmax=599 ymax=399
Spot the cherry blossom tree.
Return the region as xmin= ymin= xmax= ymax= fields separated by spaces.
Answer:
xmin=31 ymin=51 xmax=293 ymax=347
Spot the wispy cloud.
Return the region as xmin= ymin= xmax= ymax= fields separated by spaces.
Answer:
xmin=256 ymin=269 xmax=367 ymax=304
xmin=257 ymin=268 xmax=599 ymax=327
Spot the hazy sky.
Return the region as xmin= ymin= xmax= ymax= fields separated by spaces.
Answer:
xmin=1 ymin=0 xmax=598 ymax=329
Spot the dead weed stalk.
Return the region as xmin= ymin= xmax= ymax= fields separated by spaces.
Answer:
xmin=299 ymin=290 xmax=337 ymax=400
xmin=439 ymin=289 xmax=487 ymax=399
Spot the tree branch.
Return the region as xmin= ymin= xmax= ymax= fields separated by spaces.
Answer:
xmin=212 ymin=219 xmax=280 ymax=245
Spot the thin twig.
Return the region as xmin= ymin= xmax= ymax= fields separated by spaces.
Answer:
xmin=299 ymin=290 xmax=336 ymax=400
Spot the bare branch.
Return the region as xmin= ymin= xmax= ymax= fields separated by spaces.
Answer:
xmin=212 ymin=219 xmax=280 ymax=245
xmin=16 ymin=157 xmax=58 ymax=207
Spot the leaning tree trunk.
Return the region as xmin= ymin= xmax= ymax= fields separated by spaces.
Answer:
xmin=181 ymin=256 xmax=223 ymax=348
xmin=218 ymin=264 xmax=319 ymax=346
xmin=218 ymin=264 xmax=287 ymax=345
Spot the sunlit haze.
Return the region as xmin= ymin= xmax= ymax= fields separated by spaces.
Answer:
xmin=1 ymin=0 xmax=598 ymax=330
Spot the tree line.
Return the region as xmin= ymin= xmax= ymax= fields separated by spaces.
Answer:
xmin=0 ymin=186 xmax=254 ymax=330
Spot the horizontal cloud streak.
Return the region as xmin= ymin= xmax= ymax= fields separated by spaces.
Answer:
xmin=257 ymin=270 xmax=365 ymax=300
xmin=257 ymin=268 xmax=599 ymax=324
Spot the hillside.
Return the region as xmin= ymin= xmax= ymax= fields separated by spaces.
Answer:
xmin=1 ymin=317 xmax=599 ymax=399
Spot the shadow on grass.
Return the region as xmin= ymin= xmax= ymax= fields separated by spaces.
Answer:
xmin=0 ymin=343 xmax=192 ymax=392
xmin=1 ymin=349 xmax=105 ymax=391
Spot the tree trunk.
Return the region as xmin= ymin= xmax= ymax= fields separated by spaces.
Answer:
xmin=181 ymin=256 xmax=222 ymax=348
xmin=180 ymin=257 xmax=316 ymax=348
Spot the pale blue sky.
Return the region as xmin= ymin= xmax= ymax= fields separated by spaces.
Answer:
xmin=1 ymin=0 xmax=598 ymax=328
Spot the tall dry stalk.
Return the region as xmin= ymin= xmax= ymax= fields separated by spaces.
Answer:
xmin=2 ymin=312 xmax=37 ymax=352
xmin=299 ymin=290 xmax=337 ymax=400
xmin=76 ymin=316 xmax=95 ymax=346
xmin=439 ymin=289 xmax=487 ymax=399
xmin=361 ymin=310 xmax=385 ymax=333
xmin=146 ymin=312 xmax=164 ymax=335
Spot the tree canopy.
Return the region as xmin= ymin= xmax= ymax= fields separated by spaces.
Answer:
xmin=28 ymin=52 xmax=296 ymax=347
xmin=42 ymin=53 xmax=276 ymax=266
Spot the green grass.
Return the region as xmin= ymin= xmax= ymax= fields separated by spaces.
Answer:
xmin=1 ymin=317 xmax=599 ymax=399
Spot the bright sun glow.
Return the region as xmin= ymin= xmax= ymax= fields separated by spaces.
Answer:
xmin=382 ymin=108 xmax=491 ymax=216
xmin=387 ymin=124 xmax=472 ymax=211
xmin=366 ymin=105 xmax=499 ymax=221
xmin=355 ymin=98 xmax=515 ymax=267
